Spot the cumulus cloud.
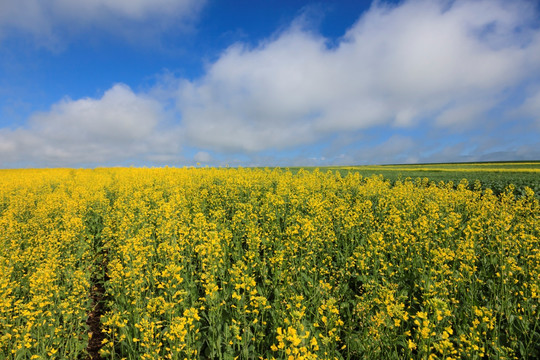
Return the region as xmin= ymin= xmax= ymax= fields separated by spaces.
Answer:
xmin=0 ymin=84 xmax=180 ymax=167
xmin=177 ymin=0 xmax=540 ymax=153
xmin=3 ymin=0 xmax=539 ymax=167
xmin=0 ymin=0 xmax=204 ymax=44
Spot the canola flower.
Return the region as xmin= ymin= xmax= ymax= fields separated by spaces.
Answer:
xmin=0 ymin=169 xmax=112 ymax=359
xmin=0 ymin=167 xmax=538 ymax=359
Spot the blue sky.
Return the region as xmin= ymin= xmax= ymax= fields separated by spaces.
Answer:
xmin=0 ymin=0 xmax=539 ymax=168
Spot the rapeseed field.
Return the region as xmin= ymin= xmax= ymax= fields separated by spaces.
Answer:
xmin=0 ymin=167 xmax=538 ymax=359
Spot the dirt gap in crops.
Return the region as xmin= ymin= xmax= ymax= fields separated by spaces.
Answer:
xmin=86 ymin=251 xmax=109 ymax=360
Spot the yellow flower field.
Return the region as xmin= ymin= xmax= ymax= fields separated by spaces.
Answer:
xmin=1 ymin=167 xmax=538 ymax=359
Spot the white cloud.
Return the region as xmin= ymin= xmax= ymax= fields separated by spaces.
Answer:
xmin=54 ymin=0 xmax=200 ymax=20
xmin=31 ymin=84 xmax=160 ymax=141
xmin=193 ymin=151 xmax=211 ymax=162
xmin=2 ymin=0 xmax=539 ymax=167
xmin=177 ymin=0 xmax=540 ymax=153
xmin=349 ymin=135 xmax=418 ymax=165
xmin=435 ymin=100 xmax=495 ymax=128
xmin=515 ymin=89 xmax=540 ymax=126
xmin=0 ymin=84 xmax=181 ymax=167
xmin=0 ymin=0 xmax=204 ymax=44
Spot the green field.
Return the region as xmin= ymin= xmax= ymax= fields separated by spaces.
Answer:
xmin=286 ymin=161 xmax=540 ymax=197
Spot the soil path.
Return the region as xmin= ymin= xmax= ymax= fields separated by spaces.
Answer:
xmin=86 ymin=252 xmax=109 ymax=360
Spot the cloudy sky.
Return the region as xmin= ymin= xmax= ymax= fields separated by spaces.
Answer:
xmin=1 ymin=0 xmax=539 ymax=168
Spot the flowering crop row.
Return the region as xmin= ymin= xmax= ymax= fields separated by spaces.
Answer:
xmin=0 ymin=169 xmax=112 ymax=359
xmin=1 ymin=167 xmax=538 ymax=359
